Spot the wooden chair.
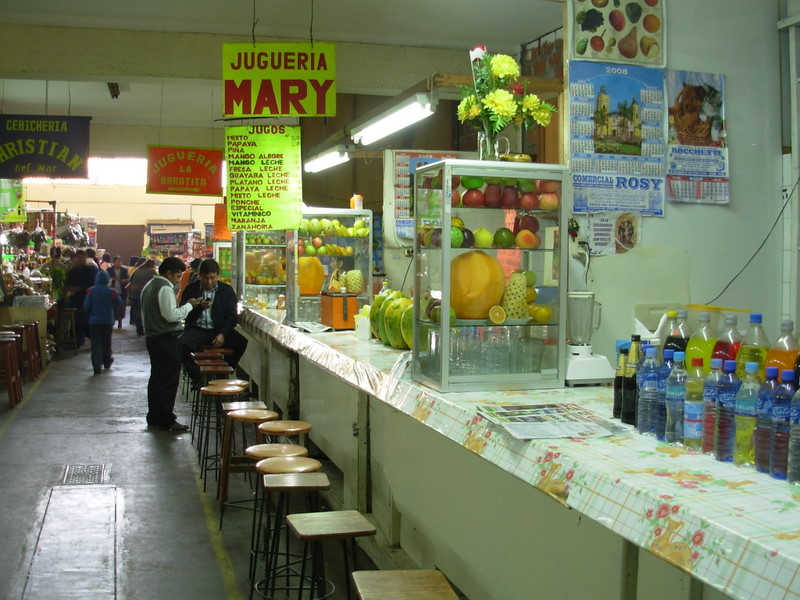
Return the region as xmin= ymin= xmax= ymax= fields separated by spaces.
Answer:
xmin=0 ymin=336 xmax=23 ymax=408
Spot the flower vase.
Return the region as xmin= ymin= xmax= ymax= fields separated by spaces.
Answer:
xmin=477 ymin=131 xmax=510 ymax=161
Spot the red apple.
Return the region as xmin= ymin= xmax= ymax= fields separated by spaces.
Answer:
xmin=501 ymin=186 xmax=519 ymax=208
xmin=539 ymin=192 xmax=560 ymax=210
xmin=519 ymin=193 xmax=539 ymax=210
xmin=312 ymin=236 xmax=324 ymax=248
xmin=462 ymin=188 xmax=485 ymax=207
xmin=519 ymin=214 xmax=540 ymax=234
xmin=451 ymin=189 xmax=461 ymax=207
xmin=515 ymin=229 xmax=541 ymax=250
xmin=483 ymin=184 xmax=502 ymax=208
xmin=452 ymin=175 xmax=461 ymax=189
xmin=538 ymin=180 xmax=561 ymax=193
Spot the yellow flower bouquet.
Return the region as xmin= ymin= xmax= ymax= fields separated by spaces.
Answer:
xmin=458 ymin=47 xmax=556 ymax=160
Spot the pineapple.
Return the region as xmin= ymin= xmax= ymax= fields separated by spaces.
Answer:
xmin=499 ymin=272 xmax=528 ymax=319
xmin=344 ymin=270 xmax=364 ymax=295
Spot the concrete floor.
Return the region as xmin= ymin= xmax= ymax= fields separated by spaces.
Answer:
xmin=0 ymin=320 xmax=365 ymax=600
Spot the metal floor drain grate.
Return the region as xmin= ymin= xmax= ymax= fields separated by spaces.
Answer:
xmin=62 ymin=464 xmax=105 ymax=485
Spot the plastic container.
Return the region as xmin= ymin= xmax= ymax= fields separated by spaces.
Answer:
xmin=788 ymin=387 xmax=800 ymax=484
xmin=683 ymin=357 xmax=705 ymax=449
xmin=714 ymin=360 xmax=740 ymax=462
xmin=655 ymin=349 xmax=674 ymax=441
xmin=765 ymin=320 xmax=800 ymax=382
xmin=664 ymin=351 xmax=687 ymax=445
xmin=755 ymin=366 xmax=780 ymax=473
xmin=685 ymin=312 xmax=717 ymax=375
xmin=771 ymin=369 xmax=796 ymax=479
xmin=735 ymin=313 xmax=770 ymax=378
xmin=702 ymin=358 xmax=724 ymax=454
xmin=733 ymin=362 xmax=760 ymax=467
xmin=662 ymin=310 xmax=692 ymax=361
xmin=637 ymin=347 xmax=659 ymax=436
xmin=712 ymin=314 xmax=742 ymax=363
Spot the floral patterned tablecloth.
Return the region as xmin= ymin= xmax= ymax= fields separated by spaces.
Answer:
xmin=240 ymin=309 xmax=800 ymax=600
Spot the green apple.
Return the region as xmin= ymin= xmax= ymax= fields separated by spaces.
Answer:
xmin=473 ymin=227 xmax=494 ymax=248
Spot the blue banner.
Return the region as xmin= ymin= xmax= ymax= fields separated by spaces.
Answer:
xmin=0 ymin=115 xmax=91 ymax=179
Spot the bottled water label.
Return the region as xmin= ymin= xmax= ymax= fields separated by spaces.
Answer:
xmin=684 ymin=403 xmax=703 ymax=440
xmin=718 ymin=391 xmax=736 ymax=409
xmin=791 ymin=404 xmax=800 ymax=425
xmin=735 ymin=399 xmax=757 ymax=418
xmin=703 ymin=386 xmax=718 ymax=402
xmin=757 ymin=392 xmax=772 ymax=414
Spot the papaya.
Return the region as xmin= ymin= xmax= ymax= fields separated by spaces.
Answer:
xmin=379 ymin=291 xmax=405 ymax=345
xmin=450 ymin=250 xmax=506 ymax=319
xmin=400 ymin=303 xmax=414 ymax=350
xmin=298 ymin=257 xmax=324 ymax=295
xmin=384 ymin=297 xmax=413 ymax=349
xmin=369 ymin=288 xmax=393 ymax=338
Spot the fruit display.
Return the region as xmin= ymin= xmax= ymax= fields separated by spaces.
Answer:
xmin=411 ymin=159 xmax=567 ymax=392
xmin=298 ymin=256 xmax=324 ymax=295
xmin=572 ymin=0 xmax=663 ymax=64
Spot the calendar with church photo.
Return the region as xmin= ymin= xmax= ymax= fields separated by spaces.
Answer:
xmin=569 ymin=61 xmax=666 ymax=216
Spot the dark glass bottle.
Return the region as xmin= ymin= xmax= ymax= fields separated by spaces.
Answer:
xmin=613 ymin=348 xmax=629 ymax=419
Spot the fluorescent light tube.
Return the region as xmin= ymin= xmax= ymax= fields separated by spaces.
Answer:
xmin=303 ymin=147 xmax=351 ymax=173
xmin=351 ymin=93 xmax=437 ymax=146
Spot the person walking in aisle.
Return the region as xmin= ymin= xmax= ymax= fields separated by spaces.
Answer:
xmin=141 ymin=257 xmax=206 ymax=432
xmin=83 ymin=269 xmax=123 ymax=374
xmin=107 ymin=255 xmax=129 ymax=328
xmin=179 ymin=258 xmax=248 ymax=383
xmin=63 ymin=249 xmax=97 ymax=348
xmin=127 ymin=258 xmax=156 ymax=335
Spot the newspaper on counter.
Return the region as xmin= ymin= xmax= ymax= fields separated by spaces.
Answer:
xmin=478 ymin=403 xmax=621 ymax=440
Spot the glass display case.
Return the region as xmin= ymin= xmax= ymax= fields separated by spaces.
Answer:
xmin=285 ymin=207 xmax=373 ymax=325
xmin=411 ymin=159 xmax=568 ymax=392
xmin=232 ymin=230 xmax=288 ymax=311
xmin=213 ymin=241 xmax=232 ymax=284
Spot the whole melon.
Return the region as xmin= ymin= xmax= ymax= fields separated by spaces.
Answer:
xmin=400 ymin=303 xmax=414 ymax=350
xmin=370 ymin=288 xmax=393 ymax=338
xmin=450 ymin=250 xmax=506 ymax=319
xmin=379 ymin=291 xmax=406 ymax=345
xmin=298 ymin=257 xmax=324 ymax=295
xmin=384 ymin=297 xmax=413 ymax=349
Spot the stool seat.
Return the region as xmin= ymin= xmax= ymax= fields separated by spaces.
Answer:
xmin=246 ymin=443 xmax=308 ymax=460
xmin=221 ymin=400 xmax=266 ymax=413
xmin=262 ymin=471 xmax=330 ymax=492
xmin=203 ymin=346 xmax=234 ymax=355
xmin=199 ymin=365 xmax=235 ymax=375
xmin=351 ymin=570 xmax=458 ymax=600
xmin=227 ymin=408 xmax=279 ymax=424
xmin=190 ymin=351 xmax=224 ymax=359
xmin=258 ymin=419 xmax=313 ymax=437
xmin=256 ymin=456 xmax=321 ymax=474
xmin=200 ymin=385 xmax=247 ymax=396
xmin=287 ymin=510 xmax=376 ymax=542
xmin=209 ymin=378 xmax=250 ymax=387
xmin=194 ymin=359 xmax=228 ymax=366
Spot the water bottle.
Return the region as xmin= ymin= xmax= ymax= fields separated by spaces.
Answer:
xmin=685 ymin=312 xmax=717 ymax=375
xmin=736 ymin=313 xmax=770 ymax=378
xmin=714 ymin=360 xmax=740 ymax=462
xmin=662 ymin=310 xmax=692 ymax=360
xmin=771 ymin=370 xmax=796 ymax=479
xmin=733 ymin=362 xmax=760 ymax=467
xmin=765 ymin=320 xmax=800 ymax=380
xmin=664 ymin=351 xmax=687 ymax=445
xmin=755 ymin=366 xmax=779 ymax=473
xmin=702 ymin=358 xmax=723 ymax=454
xmin=712 ymin=314 xmax=742 ymax=363
xmin=787 ymin=387 xmax=800 ymax=484
xmin=613 ymin=348 xmax=628 ymax=419
xmin=637 ymin=347 xmax=659 ymax=436
xmin=655 ymin=349 xmax=674 ymax=441
xmin=683 ymin=357 xmax=705 ymax=449
xmin=621 ymin=335 xmax=642 ymax=425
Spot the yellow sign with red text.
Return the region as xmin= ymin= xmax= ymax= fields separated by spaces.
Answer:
xmin=222 ymin=43 xmax=336 ymax=118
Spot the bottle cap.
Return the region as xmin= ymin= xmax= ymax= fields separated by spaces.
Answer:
xmin=749 ymin=313 xmax=762 ymax=323
xmin=674 ymin=351 xmax=685 ymax=361
xmin=677 ymin=309 xmax=688 ymax=318
xmin=723 ymin=360 xmax=737 ymax=372
xmin=666 ymin=310 xmax=677 ymax=318
xmin=646 ymin=347 xmax=656 ymax=357
xmin=691 ymin=357 xmax=704 ymax=367
xmin=745 ymin=362 xmax=758 ymax=373
xmin=619 ymin=348 xmax=629 ymax=354
xmin=631 ymin=334 xmax=641 ymax=341
xmin=765 ymin=366 xmax=779 ymax=378
xmin=781 ymin=320 xmax=794 ymax=330
xmin=663 ymin=349 xmax=674 ymax=359
xmin=782 ymin=369 xmax=795 ymax=381
xmin=724 ymin=314 xmax=738 ymax=324
xmin=699 ymin=312 xmax=710 ymax=321
xmin=710 ymin=358 xmax=723 ymax=369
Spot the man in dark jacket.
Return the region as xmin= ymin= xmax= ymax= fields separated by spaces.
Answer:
xmin=179 ymin=258 xmax=247 ymax=381
xmin=83 ymin=269 xmax=123 ymax=374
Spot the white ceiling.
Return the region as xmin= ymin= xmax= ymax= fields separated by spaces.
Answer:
xmin=0 ymin=0 xmax=564 ymax=128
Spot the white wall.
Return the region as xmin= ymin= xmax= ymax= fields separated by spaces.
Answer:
xmin=586 ymin=0 xmax=785 ymax=357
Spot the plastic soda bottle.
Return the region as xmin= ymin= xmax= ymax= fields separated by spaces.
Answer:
xmin=664 ymin=351 xmax=687 ymax=445
xmin=702 ymin=358 xmax=723 ymax=454
xmin=765 ymin=320 xmax=800 ymax=381
xmin=787 ymin=387 xmax=800 ymax=484
xmin=683 ymin=357 xmax=705 ymax=449
xmin=733 ymin=362 xmax=760 ymax=467
xmin=755 ymin=366 xmax=780 ymax=473
xmin=712 ymin=314 xmax=742 ymax=363
xmin=771 ymin=370 xmax=796 ymax=479
xmin=655 ymin=349 xmax=674 ymax=441
xmin=662 ymin=310 xmax=692 ymax=360
xmin=714 ymin=360 xmax=741 ymax=462
xmin=685 ymin=312 xmax=717 ymax=375
xmin=735 ymin=313 xmax=770 ymax=378
xmin=621 ymin=335 xmax=642 ymax=425
xmin=637 ymin=347 xmax=659 ymax=436
xmin=613 ymin=348 xmax=629 ymax=419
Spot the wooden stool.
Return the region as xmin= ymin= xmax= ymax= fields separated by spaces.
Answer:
xmin=195 ymin=384 xmax=247 ymax=489
xmin=55 ymin=307 xmax=78 ymax=356
xmin=217 ymin=408 xmax=279 ymax=527
xmin=19 ymin=321 xmax=42 ymax=379
xmin=204 ymin=345 xmax=234 ymax=356
xmin=351 ymin=570 xmax=458 ymax=600
xmin=209 ymin=378 xmax=250 ymax=388
xmin=191 ymin=363 xmax=235 ymax=428
xmin=0 ymin=337 xmax=23 ymax=408
xmin=190 ymin=350 xmax=225 ymax=359
xmin=195 ymin=359 xmax=228 ymax=366
xmin=250 ymin=461 xmax=325 ymax=598
xmin=287 ymin=510 xmax=377 ymax=600
xmin=1 ymin=325 xmax=28 ymax=380
xmin=258 ymin=420 xmax=313 ymax=444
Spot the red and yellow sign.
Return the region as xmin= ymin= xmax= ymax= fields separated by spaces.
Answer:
xmin=222 ymin=42 xmax=336 ymax=118
xmin=225 ymin=124 xmax=302 ymax=231
xmin=146 ymin=145 xmax=223 ymax=196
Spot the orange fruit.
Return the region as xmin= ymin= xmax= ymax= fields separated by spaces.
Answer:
xmin=643 ymin=14 xmax=660 ymax=33
xmin=488 ymin=305 xmax=507 ymax=325
xmin=529 ymin=304 xmax=553 ymax=324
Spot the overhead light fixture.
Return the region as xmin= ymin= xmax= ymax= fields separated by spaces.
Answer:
xmin=303 ymin=145 xmax=351 ymax=173
xmin=350 ymin=92 xmax=437 ymax=146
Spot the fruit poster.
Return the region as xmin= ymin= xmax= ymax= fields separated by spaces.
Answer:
xmin=665 ymin=70 xmax=729 ymax=205
xmin=224 ymin=125 xmax=302 ymax=231
xmin=568 ymin=0 xmax=665 ymax=67
xmin=569 ymin=61 xmax=665 ymax=216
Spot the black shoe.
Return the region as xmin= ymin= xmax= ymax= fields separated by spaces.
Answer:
xmin=104 ymin=358 xmax=114 ymax=369
xmin=162 ymin=421 xmax=189 ymax=432
xmin=93 ymin=369 xmax=102 ymax=375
